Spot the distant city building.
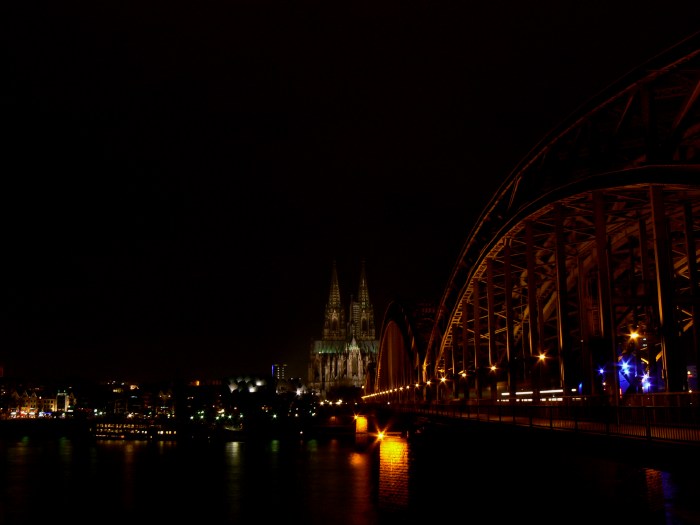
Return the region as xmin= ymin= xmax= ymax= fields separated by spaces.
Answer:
xmin=272 ymin=363 xmax=287 ymax=381
xmin=2 ymin=386 xmax=77 ymax=418
xmin=308 ymin=259 xmax=379 ymax=399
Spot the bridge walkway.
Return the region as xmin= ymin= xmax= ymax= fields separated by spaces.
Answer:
xmin=369 ymin=400 xmax=700 ymax=450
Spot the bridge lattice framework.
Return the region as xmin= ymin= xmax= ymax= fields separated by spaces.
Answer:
xmin=371 ymin=32 xmax=700 ymax=405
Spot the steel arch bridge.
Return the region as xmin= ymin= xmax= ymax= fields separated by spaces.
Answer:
xmin=369 ymin=31 xmax=700 ymax=404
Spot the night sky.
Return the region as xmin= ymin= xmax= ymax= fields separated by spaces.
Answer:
xmin=4 ymin=1 xmax=699 ymax=383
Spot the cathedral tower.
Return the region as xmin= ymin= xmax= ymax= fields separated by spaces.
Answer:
xmin=322 ymin=260 xmax=346 ymax=341
xmin=349 ymin=259 xmax=376 ymax=341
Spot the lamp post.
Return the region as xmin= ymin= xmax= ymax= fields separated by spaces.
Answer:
xmin=489 ymin=364 xmax=498 ymax=402
xmin=536 ymin=353 xmax=546 ymax=402
xmin=629 ymin=328 xmax=641 ymax=393
xmin=459 ymin=370 xmax=468 ymax=401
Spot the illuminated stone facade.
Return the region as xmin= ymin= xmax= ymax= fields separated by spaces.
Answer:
xmin=308 ymin=260 xmax=379 ymax=399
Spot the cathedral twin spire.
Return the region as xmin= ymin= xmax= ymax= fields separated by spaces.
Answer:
xmin=322 ymin=259 xmax=376 ymax=342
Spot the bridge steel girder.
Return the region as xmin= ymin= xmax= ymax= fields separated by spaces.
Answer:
xmin=423 ymin=31 xmax=700 ymax=401
xmin=372 ymin=301 xmax=435 ymax=399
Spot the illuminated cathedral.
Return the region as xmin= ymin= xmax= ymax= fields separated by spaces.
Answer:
xmin=308 ymin=260 xmax=379 ymax=399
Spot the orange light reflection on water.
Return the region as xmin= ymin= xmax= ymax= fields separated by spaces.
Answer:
xmin=378 ymin=435 xmax=409 ymax=511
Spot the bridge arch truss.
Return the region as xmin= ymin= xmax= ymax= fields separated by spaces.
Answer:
xmin=372 ymin=32 xmax=700 ymax=403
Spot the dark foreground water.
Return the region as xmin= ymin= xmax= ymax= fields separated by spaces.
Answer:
xmin=1 ymin=424 xmax=699 ymax=525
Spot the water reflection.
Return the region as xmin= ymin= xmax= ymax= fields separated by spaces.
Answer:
xmin=372 ymin=431 xmax=700 ymax=525
xmin=1 ymin=432 xmax=699 ymax=525
xmin=377 ymin=435 xmax=410 ymax=511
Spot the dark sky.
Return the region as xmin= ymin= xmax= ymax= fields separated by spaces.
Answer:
xmin=3 ymin=0 xmax=699 ymax=383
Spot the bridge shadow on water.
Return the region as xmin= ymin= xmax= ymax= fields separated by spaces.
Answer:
xmin=366 ymin=407 xmax=700 ymax=525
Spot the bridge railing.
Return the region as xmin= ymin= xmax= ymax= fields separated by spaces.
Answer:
xmin=386 ymin=393 xmax=700 ymax=445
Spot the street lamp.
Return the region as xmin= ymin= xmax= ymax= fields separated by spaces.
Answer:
xmin=536 ymin=353 xmax=547 ymax=401
xmin=439 ymin=376 xmax=447 ymax=403
xmin=487 ymin=364 xmax=498 ymax=401
xmin=628 ymin=327 xmax=644 ymax=393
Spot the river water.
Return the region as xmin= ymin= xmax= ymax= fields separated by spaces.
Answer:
xmin=1 ymin=424 xmax=699 ymax=525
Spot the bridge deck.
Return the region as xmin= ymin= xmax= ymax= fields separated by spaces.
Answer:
xmin=369 ymin=401 xmax=700 ymax=452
